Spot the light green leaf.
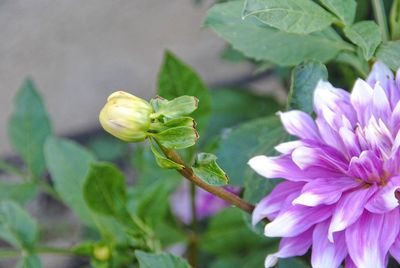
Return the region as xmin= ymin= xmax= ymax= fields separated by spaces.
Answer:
xmin=335 ymin=51 xmax=369 ymax=77
xmin=135 ymin=250 xmax=191 ymax=268
xmin=344 ymin=21 xmax=382 ymax=60
xmin=216 ymin=116 xmax=288 ymax=186
xmin=16 ymin=254 xmax=42 ymax=268
xmin=390 ymin=0 xmax=400 ymax=40
xmin=0 ymin=200 xmax=38 ymax=250
xmin=152 ymin=96 xmax=198 ymax=119
xmin=192 ymin=153 xmax=228 ymax=186
xmin=158 ymin=51 xmax=211 ymax=132
xmin=84 ymin=163 xmax=127 ymax=217
xmin=0 ymin=182 xmax=37 ymax=204
xmin=205 ymin=0 xmax=351 ymax=66
xmin=7 ymin=79 xmax=52 ymax=179
xmin=376 ymin=41 xmax=400 ymax=70
xmin=154 ymin=126 xmax=198 ymax=149
xmin=243 ymin=0 xmax=336 ymax=34
xmin=288 ymin=61 xmax=328 ymax=113
xmin=149 ymin=140 xmax=184 ymax=170
xmin=319 ymin=0 xmax=356 ymax=25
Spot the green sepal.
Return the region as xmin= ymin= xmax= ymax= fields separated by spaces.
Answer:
xmin=192 ymin=153 xmax=228 ymax=186
xmin=151 ymin=96 xmax=198 ymax=119
xmin=153 ymin=126 xmax=199 ymax=149
xmin=149 ymin=140 xmax=184 ymax=170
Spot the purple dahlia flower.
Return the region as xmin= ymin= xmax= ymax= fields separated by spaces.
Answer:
xmin=249 ymin=62 xmax=400 ymax=268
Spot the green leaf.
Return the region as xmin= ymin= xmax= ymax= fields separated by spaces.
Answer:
xmin=344 ymin=21 xmax=382 ymax=60
xmin=157 ymin=51 xmax=211 ymax=132
xmin=84 ymin=163 xmax=127 ymax=217
xmin=192 ymin=153 xmax=228 ymax=186
xmin=279 ymin=257 xmax=310 ymax=268
xmin=0 ymin=182 xmax=37 ymax=204
xmin=390 ymin=0 xmax=400 ymax=40
xmin=288 ymin=61 xmax=328 ymax=113
xmin=210 ymin=250 xmax=268 ymax=268
xmin=16 ymin=254 xmax=42 ymax=268
xmin=152 ymin=96 xmax=198 ymax=119
xmin=243 ymin=0 xmax=336 ymax=34
xmin=135 ymin=250 xmax=191 ymax=268
xmin=335 ymin=51 xmax=369 ymax=77
xmin=7 ymin=79 xmax=52 ymax=179
xmin=205 ymin=0 xmax=351 ymax=66
xmin=319 ymin=0 xmax=356 ymax=25
xmin=376 ymin=41 xmax=400 ymax=70
xmin=0 ymin=200 xmax=38 ymax=250
xmin=154 ymin=126 xmax=198 ymax=149
xmin=149 ymin=140 xmax=184 ymax=170
xmin=216 ymin=116 xmax=288 ymax=186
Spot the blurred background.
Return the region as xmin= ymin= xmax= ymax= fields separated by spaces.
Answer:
xmin=0 ymin=0 xmax=284 ymax=156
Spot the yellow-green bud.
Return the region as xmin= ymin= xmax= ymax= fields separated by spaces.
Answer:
xmin=93 ymin=245 xmax=111 ymax=261
xmin=99 ymin=91 xmax=153 ymax=142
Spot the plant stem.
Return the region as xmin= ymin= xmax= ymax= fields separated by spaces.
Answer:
xmin=36 ymin=246 xmax=79 ymax=256
xmin=188 ymin=182 xmax=198 ymax=267
xmin=0 ymin=249 xmax=21 ymax=259
xmin=159 ymin=146 xmax=256 ymax=215
xmin=372 ymin=0 xmax=389 ymax=41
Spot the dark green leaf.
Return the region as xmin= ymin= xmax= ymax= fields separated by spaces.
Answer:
xmin=157 ymin=51 xmax=211 ymax=132
xmin=135 ymin=250 xmax=191 ymax=268
xmin=0 ymin=182 xmax=37 ymax=204
xmin=0 ymin=200 xmax=38 ymax=250
xmin=319 ymin=0 xmax=356 ymax=25
xmin=16 ymin=254 xmax=42 ymax=268
xmin=279 ymin=257 xmax=310 ymax=268
xmin=335 ymin=51 xmax=369 ymax=77
xmin=210 ymin=250 xmax=268 ymax=268
xmin=192 ymin=153 xmax=228 ymax=186
xmin=7 ymin=79 xmax=52 ymax=179
xmin=87 ymin=135 xmax=128 ymax=162
xmin=243 ymin=0 xmax=336 ymax=34
xmin=205 ymin=0 xmax=351 ymax=66
xmin=344 ymin=21 xmax=382 ymax=60
xmin=84 ymin=163 xmax=127 ymax=217
xmin=390 ymin=0 xmax=400 ymax=40
xmin=154 ymin=126 xmax=198 ymax=149
xmin=376 ymin=41 xmax=400 ymax=70
xmin=216 ymin=116 xmax=288 ymax=186
xmin=288 ymin=61 xmax=328 ymax=113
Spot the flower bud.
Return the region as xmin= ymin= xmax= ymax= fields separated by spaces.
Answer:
xmin=99 ymin=91 xmax=153 ymax=142
xmin=93 ymin=245 xmax=111 ymax=261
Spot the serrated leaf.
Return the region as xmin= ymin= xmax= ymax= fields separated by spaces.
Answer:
xmin=243 ymin=0 xmax=336 ymax=34
xmin=205 ymin=0 xmax=351 ymax=66
xmin=192 ymin=153 xmax=228 ymax=186
xmin=135 ymin=250 xmax=191 ymax=268
xmin=0 ymin=200 xmax=38 ymax=250
xmin=7 ymin=79 xmax=52 ymax=179
xmin=154 ymin=126 xmax=198 ymax=149
xmin=319 ymin=0 xmax=356 ymax=25
xmin=216 ymin=116 xmax=288 ymax=186
xmin=149 ymin=140 xmax=184 ymax=170
xmin=84 ymin=163 xmax=127 ymax=217
xmin=376 ymin=41 xmax=400 ymax=70
xmin=390 ymin=0 xmax=400 ymax=40
xmin=0 ymin=182 xmax=37 ymax=204
xmin=152 ymin=96 xmax=198 ymax=119
xmin=158 ymin=51 xmax=211 ymax=132
xmin=344 ymin=21 xmax=381 ymax=60
xmin=288 ymin=61 xmax=328 ymax=113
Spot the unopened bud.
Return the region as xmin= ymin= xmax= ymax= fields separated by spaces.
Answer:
xmin=99 ymin=91 xmax=153 ymax=142
xmin=93 ymin=245 xmax=111 ymax=261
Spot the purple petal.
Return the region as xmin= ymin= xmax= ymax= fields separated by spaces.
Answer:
xmin=328 ymin=186 xmax=377 ymax=241
xmin=252 ymin=181 xmax=303 ymax=224
xmin=292 ymin=177 xmax=358 ymax=207
xmin=350 ymin=79 xmax=374 ymax=126
xmin=278 ymin=110 xmax=321 ymax=141
xmin=390 ymin=233 xmax=400 ymax=263
xmin=292 ymin=146 xmax=347 ymax=172
xmin=264 ymin=205 xmax=332 ymax=237
xmin=345 ymin=256 xmax=357 ymax=268
xmin=372 ymin=83 xmax=391 ymax=123
xmin=274 ymin=140 xmax=304 ymax=154
xmin=311 ymin=220 xmax=347 ymax=268
xmin=348 ymin=150 xmax=384 ymax=182
xmin=339 ymin=127 xmax=361 ymax=158
xmin=367 ymin=61 xmax=399 ymax=107
xmin=264 ymin=228 xmax=313 ymax=268
xmin=365 ymin=176 xmax=400 ymax=213
xmin=346 ymin=209 xmax=400 ymax=268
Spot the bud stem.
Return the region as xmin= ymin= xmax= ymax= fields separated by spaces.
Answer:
xmin=156 ymin=142 xmax=256 ymax=215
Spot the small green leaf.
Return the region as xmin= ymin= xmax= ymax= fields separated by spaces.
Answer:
xmin=158 ymin=51 xmax=211 ymax=132
xmin=0 ymin=200 xmax=38 ymax=250
xmin=149 ymin=140 xmax=184 ymax=170
xmin=192 ymin=153 xmax=228 ymax=186
xmin=243 ymin=0 xmax=336 ymax=34
xmin=152 ymin=96 xmax=198 ymax=119
xmin=319 ymin=0 xmax=356 ymax=25
xmin=16 ymin=254 xmax=42 ymax=268
xmin=84 ymin=163 xmax=127 ymax=217
xmin=344 ymin=21 xmax=382 ymax=60
xmin=205 ymin=1 xmax=351 ymax=66
xmin=135 ymin=250 xmax=191 ymax=268
xmin=164 ymin=117 xmax=195 ymax=128
xmin=7 ymin=79 xmax=52 ymax=179
xmin=390 ymin=0 xmax=400 ymax=40
xmin=376 ymin=41 xmax=400 ymax=70
xmin=288 ymin=61 xmax=328 ymax=113
xmin=154 ymin=126 xmax=198 ymax=149
xmin=0 ymin=182 xmax=37 ymax=204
